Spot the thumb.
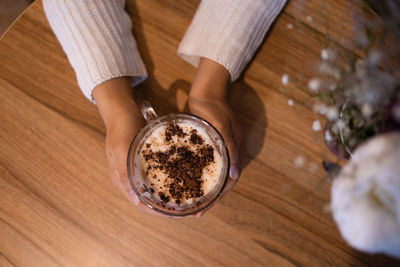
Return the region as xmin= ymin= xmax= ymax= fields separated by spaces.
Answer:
xmin=107 ymin=142 xmax=134 ymax=201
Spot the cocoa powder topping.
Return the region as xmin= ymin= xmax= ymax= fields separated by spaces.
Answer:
xmin=190 ymin=129 xmax=204 ymax=145
xmin=165 ymin=123 xmax=186 ymax=141
xmin=142 ymin=123 xmax=214 ymax=204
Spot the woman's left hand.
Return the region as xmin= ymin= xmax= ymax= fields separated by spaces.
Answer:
xmin=189 ymin=58 xmax=242 ymax=216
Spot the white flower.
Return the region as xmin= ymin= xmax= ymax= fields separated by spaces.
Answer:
xmin=335 ymin=119 xmax=346 ymax=131
xmin=321 ymin=48 xmax=335 ymax=61
xmin=287 ymin=99 xmax=294 ymax=106
xmin=326 ymin=106 xmax=338 ymax=121
xmin=294 ymin=155 xmax=305 ymax=167
xmin=361 ymin=104 xmax=373 ymax=118
xmin=331 ymin=133 xmax=400 ymax=258
xmin=319 ymin=62 xmax=341 ymax=80
xmin=308 ymin=78 xmax=320 ymax=92
xmin=282 ymin=74 xmax=289 ymax=85
xmin=325 ymin=130 xmax=333 ymax=142
xmin=313 ymin=102 xmax=327 ymax=114
xmin=306 ymin=15 xmax=313 ymax=22
xmin=312 ymin=120 xmax=322 ymax=131
xmin=287 ymin=23 xmax=294 ymax=29
xmin=321 ymin=49 xmax=329 ymax=60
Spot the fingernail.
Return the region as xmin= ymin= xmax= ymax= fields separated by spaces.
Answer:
xmin=229 ymin=165 xmax=240 ymax=180
xmin=128 ymin=190 xmax=140 ymax=205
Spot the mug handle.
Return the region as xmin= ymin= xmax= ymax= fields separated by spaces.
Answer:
xmin=141 ymin=101 xmax=158 ymax=122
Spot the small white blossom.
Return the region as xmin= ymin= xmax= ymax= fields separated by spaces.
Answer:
xmin=321 ymin=48 xmax=335 ymax=61
xmin=287 ymin=99 xmax=294 ymax=106
xmin=326 ymin=106 xmax=338 ymax=120
xmin=286 ymin=23 xmax=294 ymax=29
xmin=294 ymin=155 xmax=305 ymax=167
xmin=325 ymin=130 xmax=333 ymax=142
xmin=319 ymin=62 xmax=341 ymax=80
xmin=308 ymin=78 xmax=320 ymax=92
xmin=312 ymin=120 xmax=322 ymax=131
xmin=281 ymin=74 xmax=289 ymax=85
xmin=336 ymin=119 xmax=346 ymax=131
xmin=320 ymin=105 xmax=328 ymax=115
xmin=313 ymin=103 xmax=327 ymax=115
xmin=321 ymin=49 xmax=329 ymax=60
xmin=361 ymin=104 xmax=373 ymax=118
xmin=306 ymin=15 xmax=313 ymax=22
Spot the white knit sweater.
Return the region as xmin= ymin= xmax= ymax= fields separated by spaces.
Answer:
xmin=43 ymin=0 xmax=286 ymax=102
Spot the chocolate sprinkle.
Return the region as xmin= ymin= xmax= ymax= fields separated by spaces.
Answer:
xmin=165 ymin=123 xmax=186 ymax=141
xmin=159 ymin=192 xmax=170 ymax=203
xmin=142 ymin=123 xmax=215 ymax=204
xmin=190 ymin=129 xmax=204 ymax=145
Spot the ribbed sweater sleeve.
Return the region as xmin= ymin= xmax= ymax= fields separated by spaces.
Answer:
xmin=178 ymin=0 xmax=286 ymax=81
xmin=43 ymin=0 xmax=147 ymax=102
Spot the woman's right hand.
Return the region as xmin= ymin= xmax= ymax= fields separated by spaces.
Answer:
xmin=93 ymin=77 xmax=168 ymax=216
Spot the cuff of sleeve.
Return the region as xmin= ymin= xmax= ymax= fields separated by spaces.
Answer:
xmin=82 ymin=72 xmax=148 ymax=104
xmin=43 ymin=0 xmax=148 ymax=103
xmin=178 ymin=0 xmax=286 ymax=81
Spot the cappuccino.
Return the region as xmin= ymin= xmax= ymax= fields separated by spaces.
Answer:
xmin=135 ymin=122 xmax=222 ymax=208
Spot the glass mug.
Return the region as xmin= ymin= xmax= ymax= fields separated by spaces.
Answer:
xmin=127 ymin=101 xmax=230 ymax=217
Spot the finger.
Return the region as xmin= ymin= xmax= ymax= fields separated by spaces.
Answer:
xmin=223 ymin=122 xmax=240 ymax=180
xmin=216 ymin=123 xmax=240 ymax=179
xmin=230 ymin=117 xmax=243 ymax=179
xmin=195 ymin=210 xmax=206 ymax=218
xmin=231 ymin=116 xmax=242 ymax=148
xmin=118 ymin=168 xmax=133 ymax=195
xmin=110 ymin=169 xmax=119 ymax=187
xmin=110 ymin=143 xmax=134 ymax=196
xmin=112 ymin=168 xmax=133 ymax=201
xmin=194 ymin=203 xmax=213 ymax=218
xmin=107 ymin=142 xmax=130 ymax=193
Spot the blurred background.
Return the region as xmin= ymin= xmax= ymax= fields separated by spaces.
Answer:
xmin=0 ymin=0 xmax=32 ymax=37
xmin=0 ymin=0 xmax=391 ymax=38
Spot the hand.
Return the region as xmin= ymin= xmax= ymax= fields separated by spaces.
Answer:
xmin=93 ymin=77 xmax=166 ymax=216
xmin=189 ymin=58 xmax=242 ymax=215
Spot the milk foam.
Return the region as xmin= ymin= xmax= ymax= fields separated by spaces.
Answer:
xmin=135 ymin=121 xmax=222 ymax=206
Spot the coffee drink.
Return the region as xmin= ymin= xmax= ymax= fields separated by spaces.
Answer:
xmin=135 ymin=121 xmax=222 ymax=209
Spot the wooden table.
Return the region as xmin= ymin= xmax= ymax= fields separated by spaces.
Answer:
xmin=1 ymin=0 xmax=399 ymax=266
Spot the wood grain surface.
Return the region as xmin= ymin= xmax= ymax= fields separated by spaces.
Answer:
xmin=1 ymin=0 xmax=399 ymax=266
